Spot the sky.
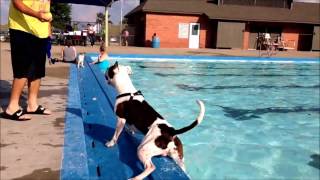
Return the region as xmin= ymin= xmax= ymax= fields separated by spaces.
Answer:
xmin=0 ymin=0 xmax=140 ymax=25
xmin=71 ymin=0 xmax=139 ymax=24
xmin=1 ymin=0 xmax=319 ymax=25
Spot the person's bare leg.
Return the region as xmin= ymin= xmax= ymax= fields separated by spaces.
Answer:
xmin=6 ymin=78 xmax=31 ymax=119
xmin=26 ymin=79 xmax=51 ymax=114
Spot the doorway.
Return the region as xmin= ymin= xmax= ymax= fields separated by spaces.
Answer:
xmin=189 ymin=23 xmax=200 ymax=48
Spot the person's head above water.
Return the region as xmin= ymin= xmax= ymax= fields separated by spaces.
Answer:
xmin=100 ymin=43 xmax=105 ymax=53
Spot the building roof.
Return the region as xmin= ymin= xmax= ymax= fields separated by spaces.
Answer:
xmin=52 ymin=0 xmax=113 ymax=6
xmin=126 ymin=0 xmax=320 ymax=25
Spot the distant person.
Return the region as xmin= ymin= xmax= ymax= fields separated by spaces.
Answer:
xmin=90 ymin=43 xmax=109 ymax=73
xmin=264 ymin=33 xmax=271 ymax=45
xmin=152 ymin=33 xmax=157 ymax=40
xmin=52 ymin=40 xmax=77 ymax=64
xmin=64 ymin=23 xmax=73 ymax=42
xmin=81 ymin=29 xmax=88 ymax=46
xmin=122 ymin=28 xmax=129 ymax=46
xmin=65 ymin=23 xmax=73 ymax=32
xmin=58 ymin=31 xmax=64 ymax=45
xmin=1 ymin=0 xmax=53 ymax=120
xmin=87 ymin=23 xmax=95 ymax=46
xmin=61 ymin=40 xmax=77 ymax=63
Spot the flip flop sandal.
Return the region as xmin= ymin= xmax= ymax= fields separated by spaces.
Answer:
xmin=1 ymin=109 xmax=31 ymax=121
xmin=26 ymin=105 xmax=50 ymax=115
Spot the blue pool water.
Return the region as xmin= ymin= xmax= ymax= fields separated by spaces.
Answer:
xmin=112 ymin=59 xmax=319 ymax=179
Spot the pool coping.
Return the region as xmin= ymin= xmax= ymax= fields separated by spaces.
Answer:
xmin=107 ymin=54 xmax=320 ymax=63
xmin=60 ymin=65 xmax=89 ymax=179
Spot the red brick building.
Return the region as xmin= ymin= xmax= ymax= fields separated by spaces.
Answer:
xmin=126 ymin=0 xmax=320 ymax=51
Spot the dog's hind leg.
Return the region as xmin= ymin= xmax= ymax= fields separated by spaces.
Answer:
xmin=130 ymin=150 xmax=157 ymax=180
xmin=130 ymin=143 xmax=164 ymax=180
xmin=169 ymin=149 xmax=186 ymax=172
xmin=130 ymin=157 xmax=155 ymax=180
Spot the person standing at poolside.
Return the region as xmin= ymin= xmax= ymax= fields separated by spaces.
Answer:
xmin=1 ymin=0 xmax=52 ymax=120
xmin=122 ymin=28 xmax=129 ymax=46
xmin=87 ymin=23 xmax=95 ymax=46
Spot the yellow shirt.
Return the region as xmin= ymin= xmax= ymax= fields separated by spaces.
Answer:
xmin=9 ymin=0 xmax=52 ymax=38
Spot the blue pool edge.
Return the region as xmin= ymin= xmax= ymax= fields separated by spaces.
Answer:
xmin=107 ymin=54 xmax=320 ymax=63
xmin=60 ymin=65 xmax=89 ymax=180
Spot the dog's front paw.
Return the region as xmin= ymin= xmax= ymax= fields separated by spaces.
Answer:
xmin=105 ymin=139 xmax=116 ymax=147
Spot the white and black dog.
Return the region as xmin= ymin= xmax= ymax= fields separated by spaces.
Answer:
xmin=105 ymin=62 xmax=205 ymax=180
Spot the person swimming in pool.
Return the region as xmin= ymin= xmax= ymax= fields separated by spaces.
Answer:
xmin=90 ymin=43 xmax=110 ymax=73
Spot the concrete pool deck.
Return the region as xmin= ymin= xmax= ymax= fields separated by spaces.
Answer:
xmin=0 ymin=42 xmax=319 ymax=179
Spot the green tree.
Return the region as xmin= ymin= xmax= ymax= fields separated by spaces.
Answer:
xmin=96 ymin=12 xmax=105 ymax=25
xmin=96 ymin=12 xmax=112 ymax=24
xmin=96 ymin=12 xmax=113 ymax=37
xmin=50 ymin=3 xmax=71 ymax=30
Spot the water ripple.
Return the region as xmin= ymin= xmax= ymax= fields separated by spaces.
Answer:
xmin=176 ymin=84 xmax=320 ymax=91
xmin=156 ymin=72 xmax=320 ymax=77
xmin=218 ymin=106 xmax=320 ymax=121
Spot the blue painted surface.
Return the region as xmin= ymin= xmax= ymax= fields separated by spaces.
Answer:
xmin=61 ymin=54 xmax=189 ymax=179
xmin=60 ymin=65 xmax=89 ymax=180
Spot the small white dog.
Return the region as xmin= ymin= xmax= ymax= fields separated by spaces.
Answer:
xmin=77 ymin=53 xmax=85 ymax=68
xmin=105 ymin=62 xmax=205 ymax=180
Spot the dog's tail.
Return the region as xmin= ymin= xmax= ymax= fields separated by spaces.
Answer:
xmin=173 ymin=100 xmax=205 ymax=135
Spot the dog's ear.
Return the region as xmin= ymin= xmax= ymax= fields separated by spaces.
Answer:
xmin=114 ymin=61 xmax=118 ymax=68
xmin=107 ymin=64 xmax=117 ymax=80
xmin=114 ymin=61 xmax=120 ymax=72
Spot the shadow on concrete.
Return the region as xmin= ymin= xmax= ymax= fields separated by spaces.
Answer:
xmin=12 ymin=168 xmax=60 ymax=180
xmin=65 ymin=107 xmax=82 ymax=118
xmin=0 ymin=80 xmax=27 ymax=112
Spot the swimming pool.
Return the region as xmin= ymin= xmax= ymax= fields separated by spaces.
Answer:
xmin=112 ymin=59 xmax=319 ymax=179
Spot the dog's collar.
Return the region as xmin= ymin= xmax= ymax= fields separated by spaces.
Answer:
xmin=116 ymin=91 xmax=143 ymax=99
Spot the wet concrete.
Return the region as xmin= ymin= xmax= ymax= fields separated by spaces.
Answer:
xmin=12 ymin=168 xmax=60 ymax=180
xmin=52 ymin=118 xmax=64 ymax=128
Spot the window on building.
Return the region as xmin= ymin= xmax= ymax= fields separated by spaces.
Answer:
xmin=192 ymin=25 xmax=199 ymax=35
xmin=207 ymin=0 xmax=219 ymax=4
xmin=178 ymin=23 xmax=189 ymax=39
